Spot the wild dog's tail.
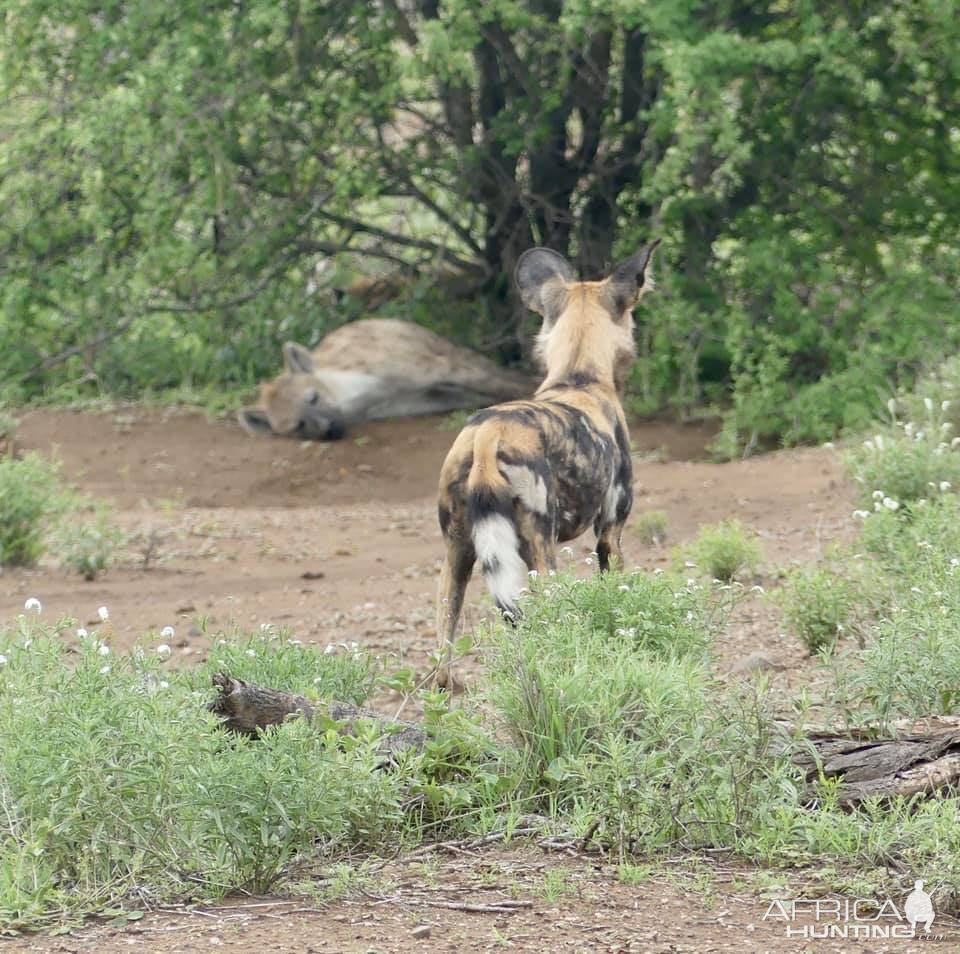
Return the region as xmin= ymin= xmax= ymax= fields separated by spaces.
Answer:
xmin=467 ymin=425 xmax=527 ymax=618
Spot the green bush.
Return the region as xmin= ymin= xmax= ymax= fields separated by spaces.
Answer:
xmin=51 ymin=506 xmax=127 ymax=580
xmin=0 ymin=623 xmax=404 ymax=925
xmin=844 ymin=496 xmax=960 ymax=724
xmin=0 ymin=454 xmax=65 ymax=567
xmin=680 ymin=520 xmax=762 ymax=582
xmin=482 ymin=570 xmax=792 ymax=857
xmin=633 ymin=510 xmax=668 ymax=546
xmin=775 ymin=566 xmax=865 ymax=655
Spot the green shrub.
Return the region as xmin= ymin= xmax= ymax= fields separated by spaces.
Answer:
xmin=482 ymin=570 xmax=793 ymax=857
xmin=51 ymin=506 xmax=127 ymax=580
xmin=846 ymin=397 xmax=960 ymax=510
xmin=0 ymin=454 xmax=65 ymax=567
xmin=843 ymin=496 xmax=960 ymax=724
xmin=633 ymin=510 xmax=668 ymax=546
xmin=776 ymin=566 xmax=865 ymax=655
xmin=0 ymin=623 xmax=404 ymax=925
xmin=680 ymin=520 xmax=762 ymax=582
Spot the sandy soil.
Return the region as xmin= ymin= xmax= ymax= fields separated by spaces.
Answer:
xmin=3 ymin=407 xmax=950 ymax=952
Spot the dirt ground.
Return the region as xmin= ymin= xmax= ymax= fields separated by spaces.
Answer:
xmin=3 ymin=407 xmax=954 ymax=952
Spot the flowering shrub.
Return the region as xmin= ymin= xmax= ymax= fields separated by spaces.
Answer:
xmin=847 ymin=397 xmax=960 ymax=510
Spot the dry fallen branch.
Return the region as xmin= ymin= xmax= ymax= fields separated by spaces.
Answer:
xmin=208 ymin=673 xmax=426 ymax=760
xmin=793 ymin=718 xmax=960 ymax=806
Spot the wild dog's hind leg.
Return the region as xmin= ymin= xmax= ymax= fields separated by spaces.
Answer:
xmin=595 ymin=523 xmax=626 ymax=572
xmin=435 ymin=538 xmax=475 ymax=689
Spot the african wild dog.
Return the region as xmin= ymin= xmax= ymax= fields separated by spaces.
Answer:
xmin=239 ymin=318 xmax=533 ymax=441
xmin=435 ymin=241 xmax=660 ymax=683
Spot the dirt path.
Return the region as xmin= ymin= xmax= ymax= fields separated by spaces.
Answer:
xmin=0 ymin=407 xmax=895 ymax=952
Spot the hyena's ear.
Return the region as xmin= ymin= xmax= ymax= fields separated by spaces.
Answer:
xmin=515 ymin=248 xmax=575 ymax=317
xmin=608 ymin=239 xmax=662 ymax=313
xmin=238 ymin=407 xmax=274 ymax=436
xmin=282 ymin=341 xmax=314 ymax=374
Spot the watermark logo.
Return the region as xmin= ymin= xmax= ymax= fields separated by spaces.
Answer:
xmin=762 ymin=878 xmax=944 ymax=940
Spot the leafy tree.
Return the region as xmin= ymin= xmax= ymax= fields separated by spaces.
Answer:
xmin=1 ymin=0 xmax=959 ymax=449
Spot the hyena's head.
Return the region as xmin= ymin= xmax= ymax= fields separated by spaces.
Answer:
xmin=516 ymin=240 xmax=660 ymax=391
xmin=238 ymin=342 xmax=347 ymax=440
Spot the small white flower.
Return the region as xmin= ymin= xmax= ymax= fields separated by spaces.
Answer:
xmin=324 ymin=644 xmax=336 ymax=655
xmin=245 ymin=649 xmax=256 ymax=657
xmin=941 ymin=481 xmax=952 ymax=492
xmin=615 ymin=628 xmax=627 ymax=636
xmin=904 ymin=423 xmax=915 ymax=438
xmin=942 ymin=400 xmax=951 ymax=412
xmin=99 ymin=665 xmax=111 ymax=675
xmin=98 ymin=644 xmax=110 ymax=656
xmin=863 ymin=439 xmax=875 ymax=450
xmin=882 ymin=497 xmax=900 ymax=511
xmin=852 ymin=510 xmax=870 ymax=520
xmin=924 ymin=397 xmax=935 ymax=412
xmin=217 ymin=639 xmax=227 ymax=646
xmin=289 ymin=639 xmax=302 ymax=646
xmin=872 ymin=490 xmax=884 ymax=500
xmin=76 ymin=627 xmax=89 ymax=639
xmin=528 ymin=570 xmax=539 ymax=580
xmin=23 ymin=598 xmax=41 ymax=614
xmin=260 ymin=623 xmax=271 ymax=633
xmin=156 ymin=644 xmax=172 ymax=660
xmin=160 ymin=626 xmax=175 ymax=639
xmin=560 ymin=546 xmax=573 ymax=556
xmin=97 ymin=606 xmax=109 ymax=621
xmin=0 ymin=654 xmax=7 ymax=667
xmin=887 ymin=398 xmax=897 ymax=415
xmin=950 ymin=558 xmax=960 ymax=568
xmin=158 ymin=680 xmax=169 ymax=690
xmin=952 ymin=437 xmax=960 ymax=448
xmin=618 ymin=584 xmax=630 ymax=592
xmin=875 ymin=434 xmax=885 ymax=450
xmin=584 ymin=557 xmax=594 ymax=566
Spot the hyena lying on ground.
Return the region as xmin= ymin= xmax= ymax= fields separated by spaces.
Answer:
xmin=435 ymin=241 xmax=660 ymax=684
xmin=239 ymin=318 xmax=532 ymax=440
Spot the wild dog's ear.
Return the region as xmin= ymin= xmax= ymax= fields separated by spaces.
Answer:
xmin=515 ymin=248 xmax=574 ymax=316
xmin=282 ymin=341 xmax=314 ymax=374
xmin=608 ymin=239 xmax=661 ymax=313
xmin=238 ymin=407 xmax=274 ymax=436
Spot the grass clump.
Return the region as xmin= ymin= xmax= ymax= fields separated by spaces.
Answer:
xmin=51 ymin=506 xmax=127 ymax=581
xmin=680 ymin=519 xmax=761 ymax=582
xmin=633 ymin=509 xmax=668 ymax=545
xmin=0 ymin=453 xmax=65 ymax=567
xmin=776 ymin=566 xmax=865 ymax=655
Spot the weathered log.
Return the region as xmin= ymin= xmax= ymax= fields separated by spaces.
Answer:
xmin=791 ymin=718 xmax=960 ymax=806
xmin=208 ymin=673 xmax=426 ymax=760
xmin=210 ymin=673 xmax=960 ymax=806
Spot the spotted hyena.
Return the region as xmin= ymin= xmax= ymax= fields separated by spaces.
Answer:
xmin=239 ymin=318 xmax=533 ymax=440
xmin=435 ymin=241 xmax=660 ymax=683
